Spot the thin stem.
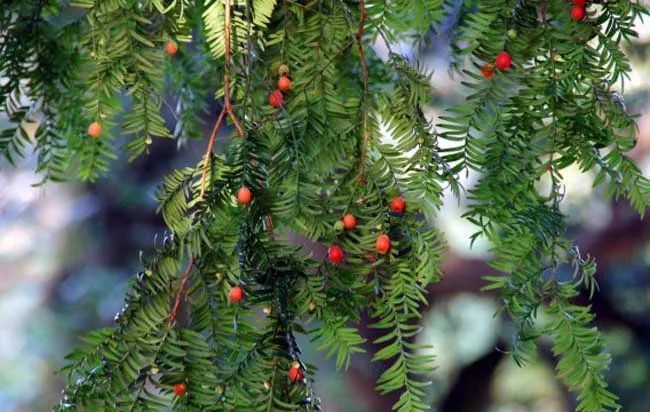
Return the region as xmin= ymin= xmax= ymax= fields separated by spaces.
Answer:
xmin=223 ymin=0 xmax=245 ymax=136
xmin=167 ymin=255 xmax=196 ymax=326
xmin=199 ymin=0 xmax=247 ymax=201
xmin=199 ymin=108 xmax=227 ymax=200
xmin=355 ymin=0 xmax=370 ymax=183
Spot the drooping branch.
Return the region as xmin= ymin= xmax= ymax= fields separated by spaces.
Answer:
xmin=356 ymin=0 xmax=370 ymax=183
xmin=200 ymin=0 xmax=245 ymax=201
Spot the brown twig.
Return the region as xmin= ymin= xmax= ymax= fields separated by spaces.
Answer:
xmin=264 ymin=215 xmax=275 ymax=235
xmin=167 ymin=255 xmax=196 ymax=326
xmin=199 ymin=109 xmax=227 ymax=199
xmin=199 ymin=0 xmax=245 ymax=201
xmin=355 ymin=0 xmax=370 ymax=183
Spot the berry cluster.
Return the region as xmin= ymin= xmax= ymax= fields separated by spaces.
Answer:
xmin=223 ymin=187 xmax=253 ymax=309
xmin=327 ymin=196 xmax=406 ymax=265
xmin=269 ymin=64 xmax=292 ymax=108
xmin=85 ymin=40 xmax=181 ymax=139
xmin=481 ymin=51 xmax=512 ymax=78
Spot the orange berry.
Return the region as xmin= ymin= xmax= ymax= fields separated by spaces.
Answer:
xmin=342 ymin=214 xmax=357 ymax=230
xmin=269 ymin=89 xmax=283 ymax=108
xmin=288 ymin=364 xmax=304 ymax=383
xmin=228 ymin=285 xmax=244 ymax=303
xmin=87 ymin=121 xmax=102 ymax=138
xmin=328 ymin=245 xmax=344 ymax=264
xmin=570 ymin=6 xmax=585 ymax=21
xmin=278 ymin=76 xmax=292 ymax=92
xmin=237 ymin=187 xmax=253 ymax=205
xmin=375 ymin=234 xmax=391 ymax=255
xmin=390 ymin=197 xmax=406 ymax=215
xmin=174 ymin=382 xmax=186 ymax=396
xmin=495 ymin=51 xmax=512 ymax=70
xmin=481 ymin=63 xmax=495 ymax=78
xmin=165 ymin=41 xmax=178 ymax=55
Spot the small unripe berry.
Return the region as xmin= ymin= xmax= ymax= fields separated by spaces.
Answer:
xmin=237 ymin=187 xmax=253 ymax=205
xmin=288 ymin=363 xmax=304 ymax=383
xmin=269 ymin=89 xmax=284 ymax=108
xmin=334 ymin=221 xmax=345 ymax=232
xmin=228 ymin=285 xmax=244 ymax=303
xmin=328 ymin=245 xmax=344 ymax=264
xmin=278 ymin=76 xmax=292 ymax=92
xmin=390 ymin=197 xmax=406 ymax=215
xmin=342 ymin=214 xmax=357 ymax=230
xmin=165 ymin=41 xmax=178 ymax=55
xmin=507 ymin=29 xmax=517 ymax=39
xmin=570 ymin=6 xmax=585 ymax=21
xmin=481 ymin=63 xmax=494 ymax=78
xmin=174 ymin=382 xmax=186 ymax=396
xmin=495 ymin=51 xmax=512 ymax=70
xmin=278 ymin=64 xmax=290 ymax=76
xmin=87 ymin=121 xmax=102 ymax=138
xmin=375 ymin=234 xmax=391 ymax=255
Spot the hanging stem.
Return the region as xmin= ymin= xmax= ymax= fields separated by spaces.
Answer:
xmin=200 ymin=0 xmax=245 ymax=201
xmin=222 ymin=0 xmax=244 ymax=136
xmin=356 ymin=0 xmax=370 ymax=183
xmin=167 ymin=255 xmax=196 ymax=326
xmin=199 ymin=109 xmax=227 ymax=198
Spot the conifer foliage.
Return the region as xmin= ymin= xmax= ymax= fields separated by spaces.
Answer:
xmin=1 ymin=1 xmax=648 ymax=411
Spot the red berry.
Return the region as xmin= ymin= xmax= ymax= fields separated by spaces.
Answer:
xmin=495 ymin=52 xmax=512 ymax=71
xmin=328 ymin=245 xmax=344 ymax=264
xmin=573 ymin=0 xmax=586 ymax=6
xmin=278 ymin=76 xmax=292 ymax=92
xmin=87 ymin=121 xmax=102 ymax=138
xmin=288 ymin=363 xmax=304 ymax=383
xmin=375 ymin=234 xmax=391 ymax=255
xmin=165 ymin=41 xmax=178 ymax=55
xmin=547 ymin=164 xmax=553 ymax=172
xmin=570 ymin=6 xmax=585 ymax=21
xmin=342 ymin=214 xmax=357 ymax=230
xmin=481 ymin=63 xmax=494 ymax=78
xmin=229 ymin=285 xmax=244 ymax=303
xmin=174 ymin=382 xmax=186 ymax=396
xmin=390 ymin=197 xmax=406 ymax=215
xmin=269 ymin=89 xmax=284 ymax=108
xmin=237 ymin=187 xmax=252 ymax=205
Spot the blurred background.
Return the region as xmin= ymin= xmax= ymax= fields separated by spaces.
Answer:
xmin=1 ymin=9 xmax=650 ymax=412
